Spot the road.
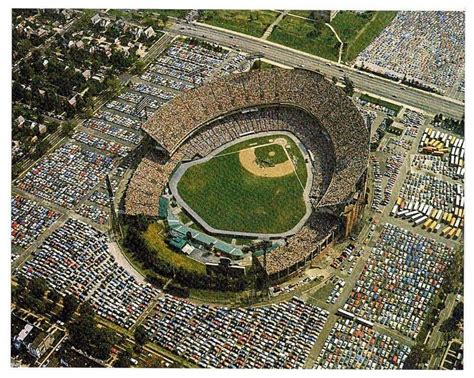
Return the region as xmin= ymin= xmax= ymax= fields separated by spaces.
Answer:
xmin=168 ymin=22 xmax=464 ymax=119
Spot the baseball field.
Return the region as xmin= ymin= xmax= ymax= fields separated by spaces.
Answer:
xmin=176 ymin=134 xmax=310 ymax=234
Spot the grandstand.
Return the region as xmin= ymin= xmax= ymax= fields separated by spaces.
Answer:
xmin=124 ymin=68 xmax=370 ymax=281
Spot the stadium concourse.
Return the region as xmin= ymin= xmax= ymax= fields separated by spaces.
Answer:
xmin=125 ymin=68 xmax=370 ymax=281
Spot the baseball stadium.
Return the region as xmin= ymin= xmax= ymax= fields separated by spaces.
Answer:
xmin=124 ymin=68 xmax=370 ymax=282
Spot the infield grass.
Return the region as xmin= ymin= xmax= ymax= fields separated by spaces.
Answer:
xmin=254 ymin=144 xmax=288 ymax=165
xmin=176 ymin=135 xmax=309 ymax=234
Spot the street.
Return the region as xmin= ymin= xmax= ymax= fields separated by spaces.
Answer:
xmin=167 ymin=21 xmax=464 ymax=119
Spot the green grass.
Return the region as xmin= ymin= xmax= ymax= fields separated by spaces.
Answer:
xmin=143 ymin=222 xmax=206 ymax=275
xmin=177 ymin=210 xmax=193 ymax=225
xmin=251 ymin=60 xmax=277 ymax=70
xmin=309 ymin=282 xmax=335 ymax=302
xmin=200 ymin=10 xmax=279 ymax=37
xmin=217 ymin=134 xmax=308 ymax=184
xmin=177 ymin=135 xmax=308 ymax=234
xmin=155 ymin=9 xmax=190 ymax=19
xmin=216 ymin=235 xmax=252 ymax=245
xmin=288 ymin=10 xmax=313 ymax=18
xmin=189 ymin=288 xmax=249 ymax=304
xmin=269 ymin=15 xmax=340 ymax=61
xmin=254 ymin=144 xmax=288 ymax=165
xmin=332 ymin=11 xmax=376 ymax=42
xmin=336 ymin=11 xmax=397 ymax=62
xmin=359 ymin=93 xmax=402 ymax=114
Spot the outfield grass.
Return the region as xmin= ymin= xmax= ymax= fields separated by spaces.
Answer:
xmin=269 ymin=15 xmax=340 ymax=61
xmin=177 ymin=135 xmax=308 ymax=234
xmin=143 ymin=222 xmax=206 ymax=275
xmin=200 ymin=10 xmax=279 ymax=37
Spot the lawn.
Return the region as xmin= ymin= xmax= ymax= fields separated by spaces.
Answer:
xmin=200 ymin=10 xmax=279 ymax=37
xmin=142 ymin=222 xmax=206 ymax=275
xmin=332 ymin=11 xmax=397 ymax=62
xmin=269 ymin=15 xmax=340 ymax=61
xmin=359 ymin=93 xmax=402 ymax=114
xmin=288 ymin=10 xmax=313 ymax=18
xmin=176 ymin=135 xmax=308 ymax=234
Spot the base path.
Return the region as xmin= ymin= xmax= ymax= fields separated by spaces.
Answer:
xmin=238 ymin=138 xmax=294 ymax=177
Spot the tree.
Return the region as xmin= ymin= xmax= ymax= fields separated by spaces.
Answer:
xmin=61 ymin=294 xmax=79 ymax=321
xmin=343 ymin=76 xmax=355 ymax=97
xmin=131 ymin=60 xmax=146 ymax=75
xmin=68 ymin=308 xmax=116 ymax=361
xmin=61 ymin=121 xmax=76 ymax=137
xmin=134 ymin=325 xmax=148 ymax=346
xmin=47 ymin=289 xmax=61 ymax=303
xmin=114 ymin=349 xmax=132 ymax=367
xmin=29 ymin=276 xmax=48 ymax=299
xmin=16 ymin=274 xmax=28 ymax=295
xmin=79 ymin=300 xmax=95 ymax=317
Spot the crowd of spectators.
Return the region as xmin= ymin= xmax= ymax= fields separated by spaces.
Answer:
xmin=19 ymin=218 xmax=159 ymax=329
xmin=144 ymin=295 xmax=328 ymax=368
xmin=258 ymin=213 xmax=338 ymax=278
xmin=125 ymin=156 xmax=180 ymax=216
xmin=142 ymin=68 xmax=369 ymax=208
xmin=316 ymin=318 xmax=411 ymax=369
xmin=356 ymin=11 xmax=464 ymax=92
xmin=16 ymin=143 xmax=114 ymax=210
xmin=180 ymin=107 xmax=334 ymax=202
xmin=343 ymin=223 xmax=454 ymax=339
xmin=11 ymin=195 xmax=61 ymax=249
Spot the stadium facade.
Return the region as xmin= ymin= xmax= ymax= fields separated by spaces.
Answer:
xmin=124 ymin=68 xmax=370 ymax=282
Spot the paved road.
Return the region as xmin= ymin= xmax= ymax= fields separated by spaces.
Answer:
xmin=168 ymin=22 xmax=464 ymax=119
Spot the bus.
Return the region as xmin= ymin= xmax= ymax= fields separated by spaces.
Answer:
xmin=414 ymin=216 xmax=428 ymax=226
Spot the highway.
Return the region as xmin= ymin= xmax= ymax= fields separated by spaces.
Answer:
xmin=168 ymin=22 xmax=464 ymax=119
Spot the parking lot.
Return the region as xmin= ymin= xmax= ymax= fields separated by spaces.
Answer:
xmin=343 ymin=223 xmax=454 ymax=339
xmin=315 ymin=317 xmax=411 ymax=369
xmin=144 ymin=296 xmax=328 ymax=368
xmin=19 ymin=218 xmax=159 ymax=329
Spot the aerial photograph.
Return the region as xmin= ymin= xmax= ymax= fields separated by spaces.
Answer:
xmin=9 ymin=2 xmax=467 ymax=372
